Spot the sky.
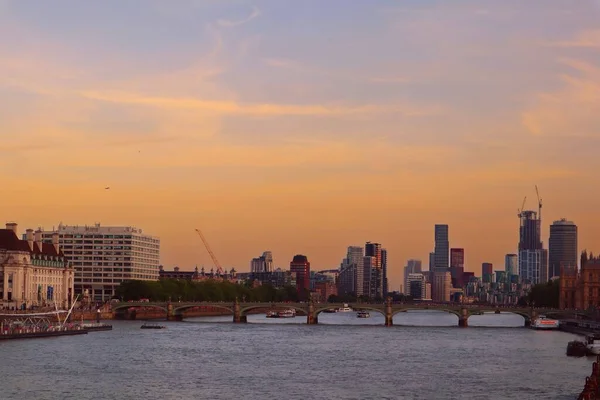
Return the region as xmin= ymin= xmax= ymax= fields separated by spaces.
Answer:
xmin=1 ymin=0 xmax=599 ymax=290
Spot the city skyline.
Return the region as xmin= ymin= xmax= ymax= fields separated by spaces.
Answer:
xmin=2 ymin=1 xmax=600 ymax=290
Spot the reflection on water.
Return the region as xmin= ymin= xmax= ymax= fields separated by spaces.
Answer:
xmin=0 ymin=311 xmax=590 ymax=400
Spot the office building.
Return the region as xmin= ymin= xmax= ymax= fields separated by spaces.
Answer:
xmin=433 ymin=270 xmax=451 ymax=302
xmin=549 ymin=219 xmax=578 ymax=279
xmin=450 ymin=248 xmax=465 ymax=288
xmin=365 ymin=242 xmax=383 ymax=299
xmin=404 ymin=259 xmax=422 ymax=295
xmin=338 ymin=246 xmax=363 ymax=296
xmin=250 ymin=251 xmax=274 ymax=273
xmin=382 ymin=249 xmax=388 ymax=297
xmin=290 ymin=254 xmax=311 ymax=301
xmin=518 ymin=210 xmax=548 ymax=284
xmin=41 ymin=223 xmax=160 ymax=302
xmin=505 ymin=254 xmax=518 ymax=276
xmin=407 ymin=273 xmax=426 ymax=300
xmin=434 ymin=225 xmax=449 ymax=271
xmin=1 ymin=223 xmax=75 ymax=308
xmin=482 ymin=263 xmax=493 ymax=283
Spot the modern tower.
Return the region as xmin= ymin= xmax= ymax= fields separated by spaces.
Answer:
xmin=549 ymin=219 xmax=578 ymax=279
xmin=482 ymin=263 xmax=493 ymax=283
xmin=339 ymin=246 xmax=364 ymax=296
xmin=365 ymin=242 xmax=383 ymax=299
xmin=404 ymin=259 xmax=422 ymax=295
xmin=505 ymin=254 xmax=518 ymax=276
xmin=290 ymin=255 xmax=311 ymax=301
xmin=518 ymin=204 xmax=548 ymax=284
xmin=381 ymin=248 xmax=388 ymax=297
xmin=434 ymin=225 xmax=449 ymax=271
xmin=450 ymin=248 xmax=465 ymax=288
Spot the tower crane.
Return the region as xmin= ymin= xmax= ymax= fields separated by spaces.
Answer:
xmin=535 ymin=185 xmax=542 ymax=221
xmin=195 ymin=228 xmax=223 ymax=275
xmin=518 ymin=196 xmax=527 ymax=218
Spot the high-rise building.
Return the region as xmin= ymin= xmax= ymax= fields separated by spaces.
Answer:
xmin=434 ymin=225 xmax=449 ymax=271
xmin=429 ymin=252 xmax=435 ymax=271
xmin=338 ymin=246 xmax=364 ymax=296
xmin=404 ymin=259 xmax=422 ymax=295
xmin=407 ymin=273 xmax=426 ymax=300
xmin=518 ymin=210 xmax=548 ymax=284
xmin=482 ymin=262 xmax=493 ymax=282
xmin=290 ymin=254 xmax=310 ymax=301
xmin=433 ymin=270 xmax=451 ymax=302
xmin=450 ymin=248 xmax=465 ymax=288
xmin=549 ymin=219 xmax=578 ymax=279
xmin=250 ymin=251 xmax=274 ymax=273
xmin=41 ymin=223 xmax=160 ymax=302
xmin=505 ymin=254 xmax=518 ymax=275
xmin=381 ymin=248 xmax=388 ymax=297
xmin=365 ymin=242 xmax=383 ymax=299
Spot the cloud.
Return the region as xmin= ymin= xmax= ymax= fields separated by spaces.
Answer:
xmin=546 ymin=30 xmax=600 ymax=48
xmin=80 ymin=89 xmax=439 ymax=117
xmin=522 ymin=58 xmax=600 ymax=137
xmin=217 ymin=6 xmax=260 ymax=27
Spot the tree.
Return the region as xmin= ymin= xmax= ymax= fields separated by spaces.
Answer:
xmin=526 ymin=280 xmax=559 ymax=308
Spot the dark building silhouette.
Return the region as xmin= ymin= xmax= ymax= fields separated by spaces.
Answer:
xmin=482 ymin=263 xmax=493 ymax=283
xmin=434 ymin=224 xmax=449 ymax=271
xmin=450 ymin=248 xmax=464 ymax=287
xmin=549 ymin=219 xmax=578 ymax=279
xmin=290 ymin=255 xmax=311 ymax=301
xmin=365 ymin=242 xmax=383 ymax=299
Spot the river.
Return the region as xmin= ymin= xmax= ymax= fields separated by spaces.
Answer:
xmin=0 ymin=311 xmax=591 ymax=399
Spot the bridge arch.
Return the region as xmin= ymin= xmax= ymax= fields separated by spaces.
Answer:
xmin=174 ymin=304 xmax=234 ymax=316
xmin=112 ymin=303 xmax=168 ymax=313
xmin=392 ymin=308 xmax=461 ymax=319
xmin=323 ymin=306 xmax=385 ymax=318
xmin=240 ymin=304 xmax=307 ymax=316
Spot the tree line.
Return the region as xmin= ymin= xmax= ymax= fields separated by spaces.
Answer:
xmin=518 ymin=279 xmax=559 ymax=308
xmin=115 ymin=279 xmax=299 ymax=303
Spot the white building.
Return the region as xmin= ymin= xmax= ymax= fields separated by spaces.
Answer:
xmin=518 ymin=249 xmax=548 ymax=285
xmin=40 ymin=223 xmax=160 ymax=302
xmin=505 ymin=254 xmax=518 ymax=275
xmin=1 ymin=223 xmax=75 ymax=309
xmin=250 ymin=251 xmax=274 ymax=273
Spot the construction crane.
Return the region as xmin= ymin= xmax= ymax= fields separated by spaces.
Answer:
xmin=518 ymin=196 xmax=527 ymax=218
xmin=535 ymin=185 xmax=542 ymax=221
xmin=195 ymin=228 xmax=223 ymax=275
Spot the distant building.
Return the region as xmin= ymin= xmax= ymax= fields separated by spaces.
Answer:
xmin=338 ymin=246 xmax=363 ymax=296
xmin=549 ymin=219 xmax=578 ymax=280
xmin=433 ymin=270 xmax=451 ymax=302
xmin=365 ymin=242 xmax=383 ymax=299
xmin=250 ymin=251 xmax=274 ymax=273
xmin=159 ymin=266 xmax=198 ymax=280
xmin=407 ymin=273 xmax=426 ymax=300
xmin=314 ymin=281 xmax=337 ymax=302
xmin=482 ymin=263 xmax=493 ymax=283
xmin=560 ymin=252 xmax=600 ymax=310
xmin=404 ymin=259 xmax=422 ymax=295
xmin=434 ymin=225 xmax=449 ymax=271
xmin=1 ymin=223 xmax=75 ymax=309
xmin=505 ymin=254 xmax=518 ymax=275
xmin=382 ymin=249 xmax=388 ymax=297
xmin=450 ymin=248 xmax=465 ymax=288
xmin=290 ymin=255 xmax=310 ymax=301
xmin=40 ymin=223 xmax=160 ymax=302
xmin=518 ymin=210 xmax=548 ymax=284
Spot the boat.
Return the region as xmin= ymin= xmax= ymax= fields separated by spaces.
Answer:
xmin=321 ymin=309 xmax=338 ymax=313
xmin=266 ymin=310 xmax=279 ymax=318
xmin=81 ymin=323 xmax=113 ymax=332
xmin=586 ymin=334 xmax=600 ymax=355
xmin=356 ymin=311 xmax=370 ymax=318
xmin=140 ymin=323 xmax=166 ymax=329
xmin=567 ymin=340 xmax=588 ymax=357
xmin=531 ymin=315 xmax=559 ymax=330
xmin=278 ymin=309 xmax=296 ymax=318
xmin=337 ymin=304 xmax=353 ymax=312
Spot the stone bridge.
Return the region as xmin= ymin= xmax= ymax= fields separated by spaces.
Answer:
xmin=112 ymin=298 xmax=562 ymax=327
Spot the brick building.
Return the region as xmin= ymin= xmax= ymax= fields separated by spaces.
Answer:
xmin=560 ymin=252 xmax=600 ymax=310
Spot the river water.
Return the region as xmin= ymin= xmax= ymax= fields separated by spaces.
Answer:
xmin=0 ymin=311 xmax=591 ymax=399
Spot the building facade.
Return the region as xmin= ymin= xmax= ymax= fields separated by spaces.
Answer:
xmin=434 ymin=225 xmax=449 ymax=271
xmin=560 ymin=252 xmax=600 ymax=310
xmin=518 ymin=210 xmax=548 ymax=285
xmin=338 ymin=246 xmax=363 ymax=296
xmin=290 ymin=254 xmax=310 ymax=301
xmin=381 ymin=248 xmax=388 ymax=297
xmin=549 ymin=219 xmax=578 ymax=280
xmin=1 ymin=223 xmax=75 ymax=309
xmin=407 ymin=273 xmax=426 ymax=300
xmin=365 ymin=242 xmax=383 ymax=299
xmin=41 ymin=223 xmax=160 ymax=302
xmin=450 ymin=248 xmax=465 ymax=288
xmin=404 ymin=259 xmax=422 ymax=295
xmin=482 ymin=263 xmax=493 ymax=283
xmin=505 ymin=254 xmax=518 ymax=276
xmin=433 ymin=270 xmax=451 ymax=302
xmin=250 ymin=251 xmax=274 ymax=273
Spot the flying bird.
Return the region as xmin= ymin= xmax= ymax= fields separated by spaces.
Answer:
xmin=105 ymin=187 xmax=110 ymax=190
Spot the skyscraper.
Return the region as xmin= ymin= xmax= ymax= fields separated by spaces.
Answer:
xmin=250 ymin=251 xmax=274 ymax=273
xmin=365 ymin=242 xmax=383 ymax=299
xmin=381 ymin=248 xmax=388 ymax=297
xmin=482 ymin=263 xmax=493 ymax=283
xmin=404 ymin=259 xmax=422 ymax=295
xmin=433 ymin=270 xmax=451 ymax=302
xmin=549 ymin=219 xmax=578 ymax=279
xmin=450 ymin=248 xmax=465 ymax=288
xmin=338 ymin=246 xmax=363 ymax=296
xmin=434 ymin=225 xmax=449 ymax=271
xmin=505 ymin=254 xmax=518 ymax=275
xmin=518 ymin=210 xmax=548 ymax=284
xmin=290 ymin=255 xmax=310 ymax=301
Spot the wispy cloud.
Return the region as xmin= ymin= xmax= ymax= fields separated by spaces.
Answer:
xmin=217 ymin=5 xmax=260 ymax=27
xmin=545 ymin=29 xmax=600 ymax=48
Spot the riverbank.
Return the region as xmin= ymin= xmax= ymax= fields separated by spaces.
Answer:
xmin=560 ymin=320 xmax=600 ymax=337
xmin=71 ymin=307 xmax=273 ymax=321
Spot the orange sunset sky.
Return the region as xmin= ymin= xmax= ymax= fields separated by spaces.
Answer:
xmin=1 ymin=0 xmax=599 ymax=290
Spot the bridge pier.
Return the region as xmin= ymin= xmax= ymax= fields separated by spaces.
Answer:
xmin=233 ymin=298 xmax=247 ymax=323
xmin=167 ymin=302 xmax=176 ymax=321
xmin=307 ymin=300 xmax=318 ymax=324
xmin=385 ymin=297 xmax=393 ymax=326
xmin=458 ymin=307 xmax=468 ymax=328
xmin=525 ymin=309 xmax=537 ymax=327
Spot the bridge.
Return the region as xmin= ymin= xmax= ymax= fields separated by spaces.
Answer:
xmin=112 ymin=298 xmax=563 ymax=327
